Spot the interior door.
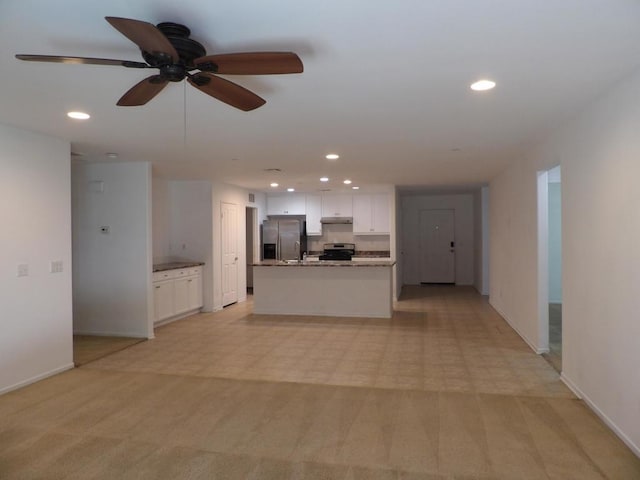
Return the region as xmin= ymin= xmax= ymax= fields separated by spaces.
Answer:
xmin=221 ymin=202 xmax=239 ymax=306
xmin=420 ymin=209 xmax=455 ymax=283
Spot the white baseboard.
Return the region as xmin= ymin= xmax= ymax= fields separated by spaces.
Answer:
xmin=0 ymin=363 xmax=75 ymax=396
xmin=561 ymin=373 xmax=640 ymax=458
xmin=153 ymin=308 xmax=202 ymax=328
xmin=73 ymin=330 xmax=149 ymax=338
xmin=489 ymin=300 xmax=545 ymax=354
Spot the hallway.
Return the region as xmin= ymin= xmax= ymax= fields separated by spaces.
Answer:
xmin=0 ymin=286 xmax=638 ymax=479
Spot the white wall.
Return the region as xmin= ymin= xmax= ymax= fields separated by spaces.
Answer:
xmin=168 ymin=181 xmax=214 ymax=311
xmin=548 ymin=181 xmax=562 ymax=303
xmin=473 ymin=187 xmax=490 ymax=295
xmin=72 ymin=162 xmax=153 ymax=338
xmin=401 ymin=193 xmax=475 ymax=285
xmin=0 ymin=123 xmax=73 ymax=394
xmin=489 ymin=68 xmax=640 ymax=455
xmin=152 ymin=178 xmax=170 ymax=263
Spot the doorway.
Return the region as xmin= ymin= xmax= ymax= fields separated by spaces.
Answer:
xmin=537 ymin=166 xmax=562 ymax=372
xmin=221 ymin=202 xmax=239 ymax=307
xmin=419 ymin=209 xmax=455 ymax=283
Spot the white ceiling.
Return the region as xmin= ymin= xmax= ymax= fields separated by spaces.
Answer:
xmin=2 ymin=1 xmax=640 ymax=193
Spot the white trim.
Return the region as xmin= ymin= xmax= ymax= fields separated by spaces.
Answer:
xmin=536 ymin=170 xmax=550 ymax=352
xmin=73 ymin=330 xmax=150 ymax=338
xmin=561 ymin=373 xmax=640 ymax=458
xmin=559 ymin=373 xmax=582 ymax=399
xmin=489 ymin=300 xmax=547 ymax=354
xmin=153 ymin=308 xmax=202 ymax=328
xmin=0 ymin=363 xmax=74 ymax=396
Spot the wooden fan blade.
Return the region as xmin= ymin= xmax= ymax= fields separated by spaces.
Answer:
xmin=188 ymin=73 xmax=266 ymax=111
xmin=194 ymin=52 xmax=303 ymax=75
xmin=105 ymin=17 xmax=178 ymax=62
xmin=117 ymin=75 xmax=168 ymax=106
xmin=15 ymin=54 xmax=149 ymax=68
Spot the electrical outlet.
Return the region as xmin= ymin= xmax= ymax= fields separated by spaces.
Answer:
xmin=50 ymin=260 xmax=63 ymax=273
xmin=17 ymin=264 xmax=28 ymax=277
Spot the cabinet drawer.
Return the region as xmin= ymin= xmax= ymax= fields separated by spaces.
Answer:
xmin=153 ymin=270 xmax=176 ymax=282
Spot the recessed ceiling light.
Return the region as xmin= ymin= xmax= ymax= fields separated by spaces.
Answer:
xmin=105 ymin=152 xmax=118 ymax=159
xmin=67 ymin=111 xmax=90 ymax=120
xmin=470 ymin=79 xmax=496 ymax=91
xmin=343 ymin=179 xmax=352 ymax=185
xmin=325 ymin=154 xmax=340 ymax=160
xmin=270 ymin=182 xmax=279 ymax=187
xmin=352 ymin=186 xmax=360 ymax=190
xmin=287 ymin=188 xmax=295 ymax=192
xmin=320 ymin=177 xmax=329 ymax=182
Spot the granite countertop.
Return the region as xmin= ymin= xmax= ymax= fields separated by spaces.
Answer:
xmin=153 ymin=261 xmax=205 ymax=272
xmin=253 ymin=259 xmax=396 ymax=267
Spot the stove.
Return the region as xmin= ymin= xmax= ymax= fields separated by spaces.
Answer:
xmin=319 ymin=243 xmax=355 ymax=261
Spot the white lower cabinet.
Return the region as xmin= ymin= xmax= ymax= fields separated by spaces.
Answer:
xmin=187 ymin=274 xmax=203 ymax=310
xmin=152 ymin=266 xmax=203 ymax=324
xmin=153 ymin=281 xmax=174 ymax=321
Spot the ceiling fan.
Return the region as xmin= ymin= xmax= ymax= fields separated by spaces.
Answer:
xmin=15 ymin=16 xmax=303 ymax=111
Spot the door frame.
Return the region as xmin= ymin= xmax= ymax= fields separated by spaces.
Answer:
xmin=536 ymin=170 xmax=550 ymax=354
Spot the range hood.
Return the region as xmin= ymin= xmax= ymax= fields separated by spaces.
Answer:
xmin=320 ymin=216 xmax=353 ymax=224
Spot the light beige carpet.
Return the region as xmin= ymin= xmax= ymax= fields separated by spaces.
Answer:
xmin=1 ymin=286 xmax=638 ymax=479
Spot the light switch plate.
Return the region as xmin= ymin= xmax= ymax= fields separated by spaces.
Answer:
xmin=50 ymin=260 xmax=63 ymax=273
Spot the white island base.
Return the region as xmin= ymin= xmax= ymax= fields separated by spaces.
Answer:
xmin=253 ymin=262 xmax=394 ymax=318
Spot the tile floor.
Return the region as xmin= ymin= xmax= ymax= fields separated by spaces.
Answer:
xmin=0 ymin=285 xmax=638 ymax=479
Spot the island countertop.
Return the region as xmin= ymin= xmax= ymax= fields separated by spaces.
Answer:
xmin=253 ymin=259 xmax=396 ymax=267
xmin=153 ymin=261 xmax=205 ymax=272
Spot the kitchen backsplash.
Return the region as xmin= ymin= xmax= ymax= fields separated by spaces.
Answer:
xmin=307 ymin=223 xmax=390 ymax=252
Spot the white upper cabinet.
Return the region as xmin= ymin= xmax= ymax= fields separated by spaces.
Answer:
xmin=305 ymin=194 xmax=322 ymax=236
xmin=353 ymin=193 xmax=390 ymax=235
xmin=267 ymin=194 xmax=306 ymax=215
xmin=321 ymin=194 xmax=353 ymax=217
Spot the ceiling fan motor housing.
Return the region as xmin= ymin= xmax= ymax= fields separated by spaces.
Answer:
xmin=142 ymin=22 xmax=206 ymax=77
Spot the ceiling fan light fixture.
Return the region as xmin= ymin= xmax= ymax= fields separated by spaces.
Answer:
xmin=470 ymin=79 xmax=496 ymax=91
xmin=67 ymin=111 xmax=90 ymax=120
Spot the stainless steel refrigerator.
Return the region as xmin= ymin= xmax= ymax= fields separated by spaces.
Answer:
xmin=262 ymin=219 xmax=306 ymax=261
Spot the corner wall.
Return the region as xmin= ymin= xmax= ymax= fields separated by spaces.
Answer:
xmin=473 ymin=187 xmax=490 ymax=295
xmin=489 ymin=68 xmax=640 ymax=455
xmin=72 ymin=162 xmax=153 ymax=338
xmin=0 ymin=124 xmax=73 ymax=394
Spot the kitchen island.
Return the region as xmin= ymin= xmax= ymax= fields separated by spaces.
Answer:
xmin=252 ymin=259 xmax=396 ymax=318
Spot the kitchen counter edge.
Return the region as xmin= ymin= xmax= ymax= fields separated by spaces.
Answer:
xmin=153 ymin=261 xmax=205 ymax=272
xmin=253 ymin=260 xmax=396 ymax=267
